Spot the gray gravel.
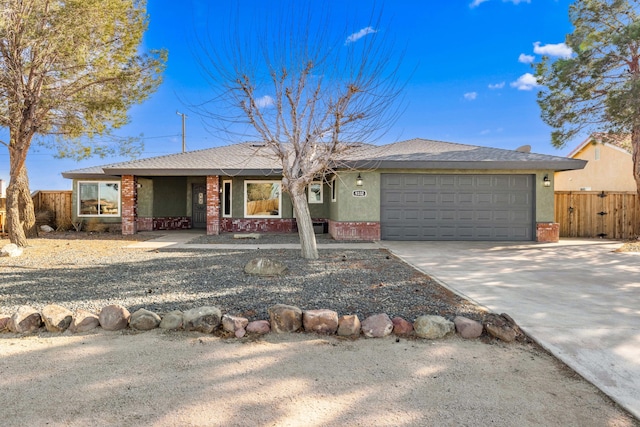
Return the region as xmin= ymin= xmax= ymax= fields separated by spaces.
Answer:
xmin=0 ymin=234 xmax=486 ymax=323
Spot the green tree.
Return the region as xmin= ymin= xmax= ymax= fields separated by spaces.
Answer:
xmin=536 ymin=0 xmax=640 ymax=193
xmin=0 ymin=0 xmax=166 ymax=246
xmin=197 ymin=4 xmax=403 ymax=259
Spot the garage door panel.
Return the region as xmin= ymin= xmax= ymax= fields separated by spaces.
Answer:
xmin=381 ymin=173 xmax=534 ymax=241
xmin=440 ymin=193 xmax=456 ymax=204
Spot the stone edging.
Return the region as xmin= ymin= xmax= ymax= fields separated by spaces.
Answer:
xmin=1 ymin=304 xmax=524 ymax=343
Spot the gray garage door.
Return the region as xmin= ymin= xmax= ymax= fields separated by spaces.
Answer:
xmin=381 ymin=174 xmax=534 ymax=241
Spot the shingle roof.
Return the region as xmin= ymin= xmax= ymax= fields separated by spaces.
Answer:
xmin=341 ymin=138 xmax=585 ymax=170
xmin=62 ymin=138 xmax=585 ymax=179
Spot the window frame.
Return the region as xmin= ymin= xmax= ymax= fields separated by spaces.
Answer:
xmin=222 ymin=180 xmax=232 ymax=218
xmin=244 ymin=180 xmax=282 ymax=218
xmin=77 ymin=181 xmax=121 ymax=217
xmin=331 ymin=176 xmax=337 ymax=202
xmin=308 ymin=181 xmax=323 ymax=204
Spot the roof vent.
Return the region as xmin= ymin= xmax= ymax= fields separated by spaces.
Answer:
xmin=515 ymin=145 xmax=531 ymax=153
xmin=250 ymin=142 xmax=266 ymax=148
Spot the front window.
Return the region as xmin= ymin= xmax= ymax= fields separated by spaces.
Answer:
xmin=78 ymin=181 xmax=120 ymax=216
xmin=223 ymin=180 xmax=232 ymax=217
xmin=331 ymin=176 xmax=337 ymax=202
xmin=244 ymin=181 xmax=281 ymax=218
xmin=308 ymin=182 xmax=323 ymax=204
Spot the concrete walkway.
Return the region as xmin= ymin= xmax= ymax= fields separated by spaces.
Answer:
xmin=380 ymin=239 xmax=640 ymax=420
xmin=125 ymin=230 xmax=378 ymax=250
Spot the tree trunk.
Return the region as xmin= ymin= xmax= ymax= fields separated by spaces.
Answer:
xmin=6 ymin=179 xmax=28 ymax=247
xmin=6 ymin=134 xmax=36 ymax=246
xmin=290 ymin=190 xmax=319 ymax=260
xmin=633 ymin=127 xmax=640 ymax=195
xmin=17 ymin=167 xmax=37 ymax=238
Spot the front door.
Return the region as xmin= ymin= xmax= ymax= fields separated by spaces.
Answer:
xmin=192 ymin=184 xmax=207 ymax=229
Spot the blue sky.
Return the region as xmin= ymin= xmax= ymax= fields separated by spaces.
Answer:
xmin=0 ymin=0 xmax=577 ymax=191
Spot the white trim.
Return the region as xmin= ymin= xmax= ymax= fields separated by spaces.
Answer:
xmin=222 ymin=179 xmax=232 ymax=218
xmin=308 ymin=181 xmax=323 ymax=204
xmin=244 ymin=180 xmax=282 ymax=218
xmin=77 ymin=181 xmax=121 ymax=217
xmin=569 ymin=135 xmax=632 ymax=158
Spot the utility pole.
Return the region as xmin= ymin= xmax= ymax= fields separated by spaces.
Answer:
xmin=176 ymin=111 xmax=187 ymax=153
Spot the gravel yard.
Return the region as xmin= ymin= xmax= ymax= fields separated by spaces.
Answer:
xmin=2 ymin=232 xmax=639 ymax=426
xmin=0 ymin=232 xmax=485 ymax=323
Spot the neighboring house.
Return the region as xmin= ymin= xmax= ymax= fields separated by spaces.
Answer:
xmin=554 ymin=133 xmax=635 ymax=192
xmin=62 ymin=138 xmax=585 ymax=242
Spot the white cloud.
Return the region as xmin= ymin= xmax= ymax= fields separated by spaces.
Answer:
xmin=480 ymin=128 xmax=504 ymax=135
xmin=470 ymin=0 xmax=529 ymax=7
xmin=345 ymin=27 xmax=377 ymax=45
xmin=533 ymin=41 xmax=573 ymax=59
xmin=464 ymin=92 xmax=478 ymax=100
xmin=255 ymin=95 xmax=274 ymax=109
xmin=470 ymin=0 xmax=489 ymax=7
xmin=510 ymin=73 xmax=539 ymax=91
xmin=518 ymin=53 xmax=535 ymax=63
xmin=488 ymin=82 xmax=505 ymax=90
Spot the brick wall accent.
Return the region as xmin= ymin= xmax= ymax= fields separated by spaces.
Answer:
xmin=153 ymin=217 xmax=191 ymax=230
xmin=121 ymin=175 xmax=137 ymax=235
xmin=536 ymin=222 xmax=560 ymax=243
xmin=206 ymin=176 xmax=220 ymax=235
xmin=221 ymin=218 xmax=297 ymax=233
xmin=328 ymin=220 xmax=380 ymax=241
xmin=137 ymin=217 xmax=153 ymax=232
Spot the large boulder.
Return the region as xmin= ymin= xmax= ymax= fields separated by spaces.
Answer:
xmin=159 ymin=310 xmax=184 ymax=330
xmin=246 ymin=320 xmax=271 ymax=335
xmin=303 ymin=309 xmax=339 ymax=335
xmin=484 ymin=313 xmax=522 ymax=342
xmin=391 ymin=316 xmax=414 ymax=336
xmin=183 ymin=306 xmax=222 ymax=333
xmin=41 ymin=304 xmax=73 ymax=333
xmin=361 ymin=313 xmax=393 ymax=338
xmin=222 ymin=314 xmax=249 ymax=338
xmin=414 ymin=315 xmax=455 ymax=339
xmin=268 ymin=304 xmax=302 ymax=333
xmin=69 ymin=310 xmax=100 ymax=333
xmin=1 ymin=243 xmax=23 ymax=258
xmin=9 ymin=306 xmax=42 ymax=333
xmin=0 ymin=314 xmax=11 ymax=332
xmin=244 ymin=258 xmax=287 ymax=276
xmin=130 ymin=309 xmax=161 ymax=331
xmin=337 ymin=314 xmax=361 ymax=337
xmin=99 ymin=305 xmax=131 ymax=331
xmin=454 ymin=316 xmax=483 ymax=339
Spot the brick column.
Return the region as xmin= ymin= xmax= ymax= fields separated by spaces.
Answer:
xmin=536 ymin=222 xmax=559 ymax=243
xmin=121 ymin=175 xmax=137 ymax=235
xmin=206 ymin=176 xmax=220 ymax=235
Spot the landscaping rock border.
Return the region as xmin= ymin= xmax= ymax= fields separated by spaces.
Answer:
xmin=0 ymin=303 xmax=515 ymax=342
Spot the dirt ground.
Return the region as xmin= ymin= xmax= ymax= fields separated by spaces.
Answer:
xmin=0 ymin=329 xmax=637 ymax=426
xmin=0 ymin=233 xmax=638 ymax=426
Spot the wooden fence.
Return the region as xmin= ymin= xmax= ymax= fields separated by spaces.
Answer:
xmin=32 ymin=190 xmax=73 ymax=228
xmin=555 ymin=191 xmax=640 ymax=239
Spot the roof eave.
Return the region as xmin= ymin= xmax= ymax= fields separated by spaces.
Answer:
xmin=101 ymin=168 xmax=284 ymax=177
xmin=342 ymin=159 xmax=587 ymax=171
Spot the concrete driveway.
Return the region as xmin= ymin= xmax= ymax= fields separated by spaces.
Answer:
xmin=380 ymin=239 xmax=640 ymax=420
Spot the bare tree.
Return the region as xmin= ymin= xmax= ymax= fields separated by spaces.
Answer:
xmin=196 ymin=4 xmax=404 ymax=259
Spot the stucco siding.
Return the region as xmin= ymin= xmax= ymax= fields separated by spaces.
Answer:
xmin=555 ymin=143 xmax=635 ymax=191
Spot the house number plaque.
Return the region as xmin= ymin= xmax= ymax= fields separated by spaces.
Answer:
xmin=352 ymin=190 xmax=367 ymax=197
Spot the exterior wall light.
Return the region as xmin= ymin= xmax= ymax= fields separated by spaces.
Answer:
xmin=356 ymin=173 xmax=363 ymax=186
xmin=543 ymin=174 xmax=551 ymax=187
